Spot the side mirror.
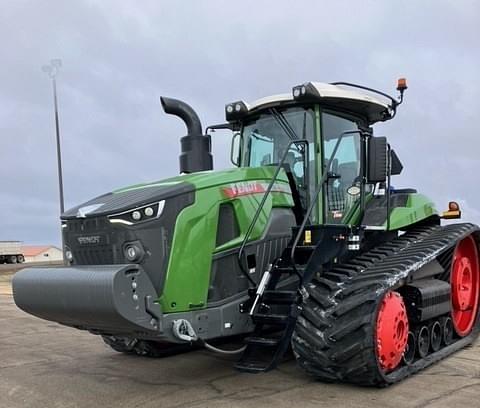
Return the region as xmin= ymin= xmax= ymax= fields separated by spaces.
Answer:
xmin=367 ymin=136 xmax=387 ymax=183
xmin=230 ymin=132 xmax=241 ymax=166
xmin=390 ymin=149 xmax=403 ymax=176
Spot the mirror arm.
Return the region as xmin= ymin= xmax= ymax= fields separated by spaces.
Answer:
xmin=206 ymin=123 xmax=235 ymax=133
xmin=303 ymin=142 xmax=310 ymax=210
xmin=359 ymin=132 xmax=369 ymax=217
xmin=386 ymin=144 xmax=392 ymax=230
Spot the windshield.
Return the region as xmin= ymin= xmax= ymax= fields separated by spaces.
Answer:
xmin=241 ymin=107 xmax=315 ymax=182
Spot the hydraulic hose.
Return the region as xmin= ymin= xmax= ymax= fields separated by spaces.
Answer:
xmin=200 ymin=339 xmax=246 ymax=355
xmin=172 ymin=319 xmax=247 ymax=355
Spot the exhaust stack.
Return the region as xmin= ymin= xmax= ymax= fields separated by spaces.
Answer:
xmin=160 ymin=97 xmax=213 ymax=174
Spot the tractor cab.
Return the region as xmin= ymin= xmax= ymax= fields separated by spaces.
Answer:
xmin=224 ymin=81 xmax=405 ymax=226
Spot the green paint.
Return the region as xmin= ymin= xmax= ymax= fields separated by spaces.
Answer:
xmin=157 ymin=166 xmax=293 ymax=313
xmin=342 ymin=199 xmax=362 ymax=226
xmin=387 ymin=193 xmax=438 ymax=230
xmin=114 ymin=167 xmax=290 ymax=194
xmin=114 ymin=180 xmax=183 ymax=193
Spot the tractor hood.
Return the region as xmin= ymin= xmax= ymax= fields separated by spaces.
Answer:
xmin=61 ymin=167 xmax=288 ymax=220
xmin=61 ymin=180 xmax=195 ymax=220
xmin=14 ymin=165 xmax=295 ymax=337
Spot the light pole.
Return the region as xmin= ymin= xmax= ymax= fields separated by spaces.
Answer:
xmin=42 ymin=59 xmax=65 ymax=254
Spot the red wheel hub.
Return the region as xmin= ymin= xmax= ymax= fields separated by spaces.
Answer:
xmin=376 ymin=291 xmax=409 ymax=372
xmin=451 ymin=235 xmax=480 ymax=337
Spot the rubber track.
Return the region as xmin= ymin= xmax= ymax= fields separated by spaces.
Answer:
xmin=102 ymin=336 xmax=194 ymax=357
xmin=291 ymin=223 xmax=480 ymax=386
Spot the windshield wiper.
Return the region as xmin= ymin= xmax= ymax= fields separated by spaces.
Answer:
xmin=251 ymin=130 xmax=272 ymax=143
xmin=269 ymin=108 xmax=299 ymax=142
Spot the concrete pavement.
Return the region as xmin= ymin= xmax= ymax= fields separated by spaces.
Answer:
xmin=1 ymin=272 xmax=479 ymax=408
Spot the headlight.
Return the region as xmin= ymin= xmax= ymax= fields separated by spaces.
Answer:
xmin=65 ymin=249 xmax=73 ymax=262
xmin=126 ymin=246 xmax=138 ymax=261
xmin=144 ymin=207 xmax=154 ymax=217
xmin=108 ymin=200 xmax=165 ymax=226
xmin=124 ymin=242 xmax=145 ymax=262
xmin=225 ymin=100 xmax=248 ymax=121
xmin=132 ymin=210 xmax=142 ymax=221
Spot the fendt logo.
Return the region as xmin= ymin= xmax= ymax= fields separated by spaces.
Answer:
xmin=222 ymin=181 xmax=291 ymax=198
xmin=77 ymin=235 xmax=102 ymax=245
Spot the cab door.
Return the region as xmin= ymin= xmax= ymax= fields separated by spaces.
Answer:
xmin=321 ymin=111 xmax=362 ymax=224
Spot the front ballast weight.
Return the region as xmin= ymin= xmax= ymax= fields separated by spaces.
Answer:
xmin=12 ymin=264 xmax=162 ymax=335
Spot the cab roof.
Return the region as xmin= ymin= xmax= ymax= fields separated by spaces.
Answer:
xmin=227 ymin=82 xmax=394 ymax=125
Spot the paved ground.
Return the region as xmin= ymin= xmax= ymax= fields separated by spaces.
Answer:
xmin=1 ymin=271 xmax=479 ymax=408
xmin=0 ymin=261 xmax=62 ymax=274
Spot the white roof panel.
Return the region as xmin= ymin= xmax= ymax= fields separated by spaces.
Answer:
xmin=244 ymin=82 xmax=392 ymax=123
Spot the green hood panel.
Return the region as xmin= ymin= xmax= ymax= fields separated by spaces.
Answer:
xmin=387 ymin=193 xmax=438 ymax=230
xmin=64 ymin=167 xmax=288 ymax=219
xmin=135 ymin=166 xmax=295 ymax=313
xmin=115 ymin=167 xmax=290 ymax=195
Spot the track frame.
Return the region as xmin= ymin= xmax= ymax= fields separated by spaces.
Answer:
xmin=291 ymin=223 xmax=480 ymax=386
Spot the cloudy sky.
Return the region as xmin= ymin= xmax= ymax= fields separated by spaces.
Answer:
xmin=1 ymin=0 xmax=479 ymax=246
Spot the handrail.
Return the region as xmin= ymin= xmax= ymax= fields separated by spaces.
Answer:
xmin=330 ymin=82 xmax=399 ymax=109
xmin=330 ymin=82 xmax=404 ymax=120
xmin=289 ymin=130 xmax=364 ymax=284
xmin=237 ymin=139 xmax=309 ymax=286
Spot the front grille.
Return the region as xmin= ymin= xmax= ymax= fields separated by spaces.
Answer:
xmin=73 ymin=246 xmax=115 ymax=265
xmin=64 ymin=217 xmax=119 ymax=265
xmin=68 ymin=218 xmax=110 ymax=233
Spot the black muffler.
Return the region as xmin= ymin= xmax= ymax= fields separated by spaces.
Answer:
xmin=12 ymin=264 xmax=162 ymax=335
xmin=160 ymin=96 xmax=213 ymax=174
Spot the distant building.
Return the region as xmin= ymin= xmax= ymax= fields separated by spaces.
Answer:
xmin=21 ymin=246 xmax=63 ymax=263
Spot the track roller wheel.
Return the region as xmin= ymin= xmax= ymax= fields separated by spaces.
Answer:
xmin=102 ymin=336 xmax=193 ymax=357
xmin=441 ymin=317 xmax=454 ymax=345
xmin=451 ymin=235 xmax=480 ymax=337
xmin=403 ymin=331 xmax=416 ymax=365
xmin=430 ymin=321 xmax=442 ymax=352
xmin=417 ymin=326 xmax=430 ymax=358
xmin=375 ymin=291 xmax=409 ymax=372
xmin=102 ymin=336 xmax=136 ymax=353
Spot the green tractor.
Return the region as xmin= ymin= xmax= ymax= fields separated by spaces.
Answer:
xmin=13 ymin=79 xmax=480 ymax=386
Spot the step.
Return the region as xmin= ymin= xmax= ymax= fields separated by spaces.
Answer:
xmin=234 ymin=359 xmax=271 ymax=373
xmin=244 ymin=336 xmax=281 ymax=347
xmin=288 ymin=245 xmax=316 ymax=251
xmin=299 ymin=245 xmax=316 ymax=250
xmin=263 ymin=290 xmax=298 ymax=305
xmin=274 ymin=266 xmax=306 ymax=275
xmin=274 ymin=266 xmax=295 ymax=275
xmin=252 ymin=313 xmax=289 ymax=326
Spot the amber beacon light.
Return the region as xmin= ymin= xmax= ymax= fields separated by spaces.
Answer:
xmin=442 ymin=201 xmax=462 ymax=219
xmin=397 ymin=78 xmax=408 ymax=91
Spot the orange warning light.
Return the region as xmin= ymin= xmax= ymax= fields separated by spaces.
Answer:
xmin=397 ymin=78 xmax=408 ymax=91
xmin=449 ymin=201 xmax=460 ymax=211
xmin=442 ymin=201 xmax=461 ymax=219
